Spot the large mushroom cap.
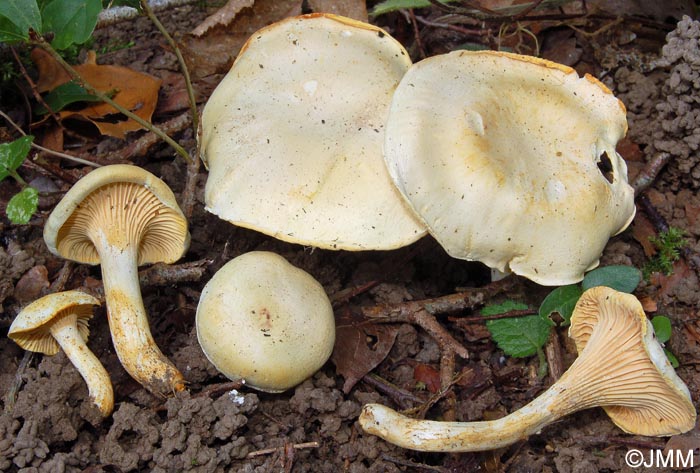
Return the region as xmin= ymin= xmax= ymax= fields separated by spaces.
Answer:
xmin=44 ymin=164 xmax=190 ymax=266
xmin=9 ymin=290 xmax=98 ymax=355
xmin=384 ymin=50 xmax=635 ymax=285
xmin=196 ymin=251 xmax=336 ymax=392
xmin=199 ymin=13 xmax=426 ymax=251
xmin=569 ymin=286 xmax=696 ymax=435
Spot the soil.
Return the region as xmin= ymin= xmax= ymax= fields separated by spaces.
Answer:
xmin=1 ymin=1 xmax=699 ymax=472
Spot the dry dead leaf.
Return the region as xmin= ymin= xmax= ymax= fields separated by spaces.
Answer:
xmin=631 ymin=213 xmax=658 ymax=257
xmin=191 ymin=0 xmax=255 ymax=37
xmin=307 ymin=0 xmax=368 ymax=21
xmin=331 ymin=307 xmax=399 ymax=394
xmin=31 ymin=48 xmax=161 ymax=139
xmin=650 ymin=260 xmax=692 ymax=299
xmin=13 ymin=265 xmax=49 ymax=304
xmin=664 ymin=420 xmax=700 ymax=470
xmin=639 ymin=295 xmax=658 ymax=313
xmin=413 ymin=363 xmax=440 ymax=393
xmin=181 ymin=0 xmax=303 ymax=79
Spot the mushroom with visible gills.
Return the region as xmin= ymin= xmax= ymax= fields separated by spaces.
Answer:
xmin=43 ymin=164 xmax=190 ymax=397
xmin=196 ymin=251 xmax=335 ymax=392
xmin=359 ymin=286 xmax=697 ymax=451
xmin=199 ymin=13 xmax=426 ymax=251
xmin=8 ymin=290 xmax=113 ymax=417
xmin=383 ymin=50 xmax=636 ymax=285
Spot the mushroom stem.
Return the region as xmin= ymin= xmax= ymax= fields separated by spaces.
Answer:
xmin=96 ymin=233 xmax=185 ymax=396
xmin=360 ymin=298 xmax=692 ymax=451
xmin=48 ymin=313 xmax=114 ymax=417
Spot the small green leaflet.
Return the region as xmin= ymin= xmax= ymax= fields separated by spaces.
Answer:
xmin=482 ymin=301 xmax=551 ymax=358
xmin=7 ymin=186 xmax=39 ymax=225
xmin=35 ymin=81 xmax=103 ymax=115
xmin=0 ymin=0 xmax=41 ymax=42
xmin=581 ymin=265 xmax=641 ymax=293
xmin=42 ymin=0 xmax=101 ymax=50
xmin=538 ymin=284 xmax=582 ymax=326
xmin=651 ymin=315 xmax=672 ymax=343
xmin=0 ymin=136 xmax=34 ymax=181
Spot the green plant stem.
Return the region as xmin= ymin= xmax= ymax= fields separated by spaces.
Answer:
xmin=140 ymin=0 xmax=199 ymax=137
xmin=31 ymin=37 xmax=192 ymax=164
xmin=7 ymin=168 xmax=27 ymax=186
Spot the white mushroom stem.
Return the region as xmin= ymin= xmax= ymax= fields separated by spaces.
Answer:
xmin=49 ymin=313 xmax=114 ymax=417
xmin=360 ymin=304 xmax=681 ymax=451
xmin=96 ymin=232 xmax=185 ymax=396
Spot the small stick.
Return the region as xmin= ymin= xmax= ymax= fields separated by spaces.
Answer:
xmin=632 ymin=152 xmax=671 ymax=196
xmin=381 ymin=454 xmax=449 ymax=472
xmin=439 ymin=349 xmax=457 ymax=421
xmin=245 ymin=441 xmax=320 ymax=459
xmin=4 ymin=352 xmax=35 ymax=414
xmin=97 ymin=0 xmax=199 ymax=29
xmin=405 ymin=9 xmax=427 ymax=59
xmin=115 ymin=112 xmax=191 ymax=160
xmin=544 ymin=329 xmax=565 ymax=382
xmin=362 ymin=374 xmax=425 ymax=409
xmin=181 ymin=147 xmax=201 ymax=220
xmin=451 ymin=308 xmax=537 ymax=325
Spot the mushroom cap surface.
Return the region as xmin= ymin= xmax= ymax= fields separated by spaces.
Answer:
xmin=384 ymin=50 xmax=635 ymax=285
xmin=9 ymin=290 xmax=99 ymax=355
xmin=199 ymin=13 xmax=426 ymax=251
xmin=43 ymin=164 xmax=190 ymax=266
xmin=569 ymin=286 xmax=696 ymax=435
xmin=196 ymin=251 xmax=335 ymax=392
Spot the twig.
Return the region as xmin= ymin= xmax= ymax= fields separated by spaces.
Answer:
xmin=362 ymin=374 xmax=425 ymax=410
xmin=632 ymin=152 xmax=671 ymax=196
xmin=115 ymin=112 xmax=191 ymax=160
xmin=245 ymin=441 xmax=320 ymax=459
xmin=97 ymin=0 xmax=199 ymax=29
xmin=404 ymin=10 xmax=427 ymax=59
xmin=10 ymin=46 xmax=62 ymax=127
xmin=181 ymin=146 xmax=201 ymax=220
xmin=439 ymin=349 xmax=457 ymax=421
xmin=450 ymin=308 xmax=537 ymax=325
xmin=545 ymin=329 xmax=564 ymax=381
xmin=29 ymin=34 xmax=192 ymax=164
xmin=195 ymin=380 xmax=244 ymax=399
xmin=413 ymin=15 xmax=491 ymax=37
xmin=4 ymin=352 xmax=35 ymax=414
xmin=0 ymin=110 xmax=100 ymax=168
xmin=381 ymin=454 xmax=449 ymax=472
xmin=330 ymin=281 xmax=379 ymax=307
xmin=139 ymin=0 xmax=199 ymax=137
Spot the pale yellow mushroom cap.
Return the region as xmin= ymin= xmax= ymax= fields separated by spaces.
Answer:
xmin=9 ymin=291 xmax=98 ymax=354
xmin=43 ymin=164 xmax=190 ymax=266
xmin=196 ymin=251 xmax=335 ymax=392
xmin=199 ymin=13 xmax=426 ymax=251
xmin=384 ymin=50 xmax=635 ymax=285
xmin=569 ymin=286 xmax=696 ymax=435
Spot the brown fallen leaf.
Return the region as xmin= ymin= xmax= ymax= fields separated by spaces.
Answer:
xmin=331 ymin=307 xmax=399 ymax=394
xmin=664 ymin=420 xmax=700 ymax=471
xmin=307 ymin=0 xmax=368 ymax=21
xmin=650 ymin=260 xmax=693 ymax=299
xmin=31 ymin=48 xmax=161 ymax=139
xmin=13 ymin=265 xmax=50 ymax=304
xmin=181 ymin=0 xmax=303 ymax=79
xmin=413 ymin=363 xmax=441 ymax=393
xmin=191 ymin=0 xmax=254 ymax=37
xmin=631 ymin=213 xmax=658 ymax=257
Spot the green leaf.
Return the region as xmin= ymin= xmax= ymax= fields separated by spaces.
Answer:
xmin=664 ymin=348 xmax=679 ymax=368
xmin=482 ymin=301 xmax=551 ymax=358
xmin=370 ymin=0 xmax=432 ymax=16
xmin=0 ymin=0 xmax=41 ymax=41
xmin=42 ymin=0 xmax=101 ymax=50
xmin=538 ymin=284 xmax=582 ymax=326
xmin=6 ymin=187 xmax=39 ymax=224
xmin=651 ymin=315 xmax=672 ymax=344
xmin=0 ymin=136 xmax=34 ymax=181
xmin=35 ymin=81 xmax=102 ymax=114
xmin=582 ymin=265 xmax=641 ymax=293
xmin=0 ymin=15 xmax=29 ymax=43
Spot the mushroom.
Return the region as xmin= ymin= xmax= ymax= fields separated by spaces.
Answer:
xmin=43 ymin=164 xmax=190 ymax=397
xmin=383 ymin=50 xmax=636 ymax=285
xmin=8 ymin=291 xmax=113 ymax=417
xmin=359 ymin=286 xmax=696 ymax=451
xmin=196 ymin=251 xmax=335 ymax=392
xmin=199 ymin=13 xmax=426 ymax=251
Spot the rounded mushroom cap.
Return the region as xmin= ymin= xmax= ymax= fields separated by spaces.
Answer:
xmin=384 ymin=50 xmax=635 ymax=285
xmin=44 ymin=164 xmax=190 ymax=266
xmin=9 ymin=290 xmax=100 ymax=355
xmin=570 ymin=286 xmax=696 ymax=436
xmin=199 ymin=13 xmax=426 ymax=251
xmin=196 ymin=251 xmax=335 ymax=392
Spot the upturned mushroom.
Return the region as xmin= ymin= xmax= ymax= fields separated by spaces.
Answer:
xmin=44 ymin=164 xmax=190 ymax=397
xmin=8 ymin=291 xmax=113 ymax=417
xmin=359 ymin=286 xmax=696 ymax=451
xmin=383 ymin=50 xmax=636 ymax=285
xmin=196 ymin=251 xmax=335 ymax=392
xmin=199 ymin=13 xmax=426 ymax=251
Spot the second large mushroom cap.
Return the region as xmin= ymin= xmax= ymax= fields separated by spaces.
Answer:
xmin=384 ymin=50 xmax=636 ymax=285
xmin=44 ymin=164 xmax=190 ymax=397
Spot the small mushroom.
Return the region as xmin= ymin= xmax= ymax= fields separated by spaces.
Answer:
xmin=199 ymin=13 xmax=426 ymax=251
xmin=8 ymin=291 xmax=113 ymax=417
xmin=383 ymin=50 xmax=635 ymax=285
xmin=359 ymin=286 xmax=696 ymax=451
xmin=196 ymin=251 xmax=335 ymax=392
xmin=44 ymin=164 xmax=190 ymax=397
